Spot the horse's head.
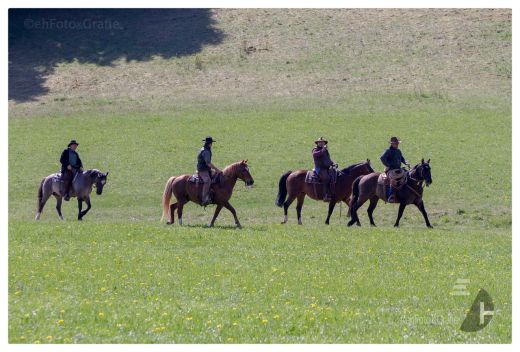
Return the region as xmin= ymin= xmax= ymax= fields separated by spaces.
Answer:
xmin=237 ymin=160 xmax=254 ymax=187
xmin=342 ymin=159 xmax=374 ymax=176
xmin=91 ymin=170 xmax=109 ymax=195
xmin=363 ymin=158 xmax=375 ymax=174
xmin=411 ymin=159 xmax=432 ymax=186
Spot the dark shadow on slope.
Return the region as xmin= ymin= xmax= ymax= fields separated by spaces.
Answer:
xmin=9 ymin=8 xmax=225 ymax=102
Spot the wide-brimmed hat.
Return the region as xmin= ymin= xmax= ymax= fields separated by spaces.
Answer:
xmin=68 ymin=140 xmax=79 ymax=147
xmin=203 ymin=136 xmax=216 ymax=144
xmin=314 ymin=137 xmax=328 ymax=144
xmin=389 ymin=137 xmax=401 ymax=144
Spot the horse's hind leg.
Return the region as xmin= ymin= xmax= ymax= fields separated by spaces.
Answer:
xmin=367 ymin=196 xmax=379 ymax=227
xmin=168 ymin=203 xmax=177 ymax=225
xmin=55 ymin=195 xmax=64 ymax=220
xmin=296 ymin=194 xmax=305 ymax=225
xmin=348 ymin=195 xmax=368 ymax=227
xmin=36 ymin=193 xmax=51 ymax=220
xmin=281 ymin=194 xmax=296 ymax=224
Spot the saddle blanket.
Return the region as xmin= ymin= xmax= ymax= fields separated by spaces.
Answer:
xmin=188 ymin=173 xmax=221 ymax=184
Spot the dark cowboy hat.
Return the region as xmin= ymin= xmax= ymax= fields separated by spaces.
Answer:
xmin=314 ymin=137 xmax=328 ymax=144
xmin=68 ymin=140 xmax=79 ymax=147
xmin=202 ymin=136 xmax=216 ymax=144
xmin=389 ymin=136 xmax=401 ymax=144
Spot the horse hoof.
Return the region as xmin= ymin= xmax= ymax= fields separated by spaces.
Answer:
xmin=166 ymin=221 xmax=172 ymax=225
xmin=370 ymin=224 xmax=376 ymax=227
xmin=236 ymin=224 xmax=242 ymax=229
xmin=59 ymin=216 xmax=64 ymax=221
xmin=428 ymin=225 xmax=434 ymax=229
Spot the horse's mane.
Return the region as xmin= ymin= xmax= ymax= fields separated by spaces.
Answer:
xmin=222 ymin=161 xmax=245 ymax=175
xmin=340 ymin=162 xmax=365 ymax=175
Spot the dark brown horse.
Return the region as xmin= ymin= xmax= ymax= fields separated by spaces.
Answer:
xmin=275 ymin=160 xmax=374 ymax=225
xmin=161 ymin=160 xmax=254 ymax=227
xmin=348 ymin=159 xmax=433 ymax=228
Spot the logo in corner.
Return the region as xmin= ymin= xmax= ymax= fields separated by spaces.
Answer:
xmin=460 ymin=288 xmax=494 ymax=332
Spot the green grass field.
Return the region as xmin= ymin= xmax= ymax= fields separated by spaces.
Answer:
xmin=8 ymin=9 xmax=511 ymax=343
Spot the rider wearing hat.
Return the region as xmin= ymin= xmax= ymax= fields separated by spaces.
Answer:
xmin=197 ymin=136 xmax=221 ymax=206
xmin=312 ymin=137 xmax=336 ymax=201
xmin=60 ymin=140 xmax=83 ymax=201
xmin=380 ymin=136 xmax=410 ymax=202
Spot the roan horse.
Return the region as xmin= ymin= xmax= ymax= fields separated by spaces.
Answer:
xmin=161 ymin=160 xmax=254 ymax=228
xmin=348 ymin=159 xmax=433 ymax=228
xmin=275 ymin=160 xmax=374 ymax=225
xmin=35 ymin=169 xmax=109 ymax=221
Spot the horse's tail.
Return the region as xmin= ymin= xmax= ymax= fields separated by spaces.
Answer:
xmin=349 ymin=175 xmax=362 ymax=210
xmin=275 ymin=171 xmax=292 ymax=207
xmin=37 ymin=177 xmax=45 ymax=210
xmin=161 ymin=176 xmax=177 ymax=222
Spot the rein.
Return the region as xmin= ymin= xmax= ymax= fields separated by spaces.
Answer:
xmin=406 ymin=167 xmax=424 ymax=198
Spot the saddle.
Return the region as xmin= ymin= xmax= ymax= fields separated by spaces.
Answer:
xmin=304 ymin=168 xmax=339 ymax=184
xmin=377 ymin=169 xmax=407 ymax=203
xmin=53 ymin=172 xmax=64 ymax=183
xmin=188 ymin=172 xmax=222 ymax=184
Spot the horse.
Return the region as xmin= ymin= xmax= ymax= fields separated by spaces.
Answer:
xmin=348 ymin=159 xmax=433 ymax=228
xmin=161 ymin=160 xmax=254 ymax=228
xmin=275 ymin=160 xmax=374 ymax=225
xmin=35 ymin=169 xmax=109 ymax=221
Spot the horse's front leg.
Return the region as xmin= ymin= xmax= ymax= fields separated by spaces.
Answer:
xmin=223 ymin=201 xmax=241 ymax=228
xmin=79 ymin=197 xmax=92 ymax=220
xmin=394 ymin=201 xmax=407 ymax=227
xmin=415 ymin=200 xmax=433 ymax=228
xmin=77 ymin=199 xmax=83 ymax=220
xmin=325 ymin=199 xmax=336 ymax=225
xmin=56 ymin=196 xmax=64 ymax=220
xmin=208 ymin=204 xmax=223 ymax=227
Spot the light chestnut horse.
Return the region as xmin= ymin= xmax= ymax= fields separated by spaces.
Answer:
xmin=161 ymin=160 xmax=254 ymax=227
xmin=36 ymin=169 xmax=109 ymax=221
xmin=275 ymin=160 xmax=374 ymax=225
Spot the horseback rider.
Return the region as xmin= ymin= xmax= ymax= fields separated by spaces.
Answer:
xmin=312 ymin=137 xmax=337 ymax=201
xmin=60 ymin=140 xmax=83 ymax=201
xmin=197 ymin=136 xmax=222 ymax=206
xmin=380 ymin=136 xmax=410 ymax=202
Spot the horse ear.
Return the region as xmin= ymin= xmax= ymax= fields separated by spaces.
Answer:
xmin=366 ymin=158 xmax=370 ymax=163
xmin=421 ymin=158 xmax=424 ymax=164
xmin=106 ymin=171 xmax=109 ymax=176
xmin=427 ymin=159 xmax=430 ymax=164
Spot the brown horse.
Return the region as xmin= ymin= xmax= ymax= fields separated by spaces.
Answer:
xmin=275 ymin=160 xmax=374 ymax=225
xmin=161 ymin=160 xmax=254 ymax=227
xmin=348 ymin=159 xmax=433 ymax=228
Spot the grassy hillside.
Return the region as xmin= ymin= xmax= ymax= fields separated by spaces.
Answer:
xmin=8 ymin=9 xmax=511 ymax=343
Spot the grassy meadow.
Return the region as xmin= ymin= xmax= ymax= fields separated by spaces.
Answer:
xmin=8 ymin=9 xmax=511 ymax=343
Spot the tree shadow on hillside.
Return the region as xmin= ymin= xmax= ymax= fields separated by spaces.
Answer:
xmin=9 ymin=9 xmax=225 ymax=102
